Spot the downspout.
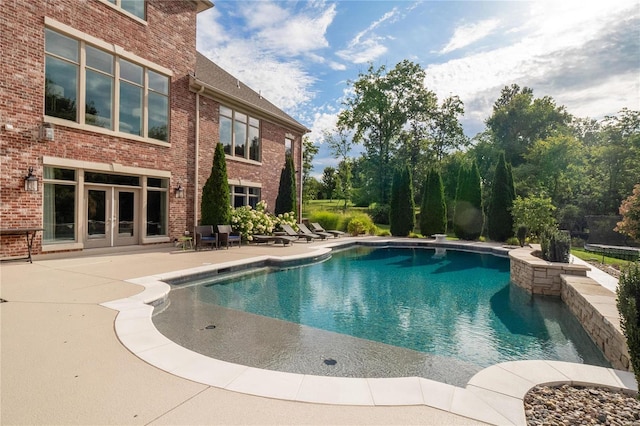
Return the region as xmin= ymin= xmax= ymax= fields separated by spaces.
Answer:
xmin=299 ymin=136 xmax=304 ymax=221
xmin=194 ymin=84 xmax=205 ymax=234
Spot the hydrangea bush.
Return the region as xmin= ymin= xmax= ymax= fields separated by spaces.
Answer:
xmin=230 ymin=201 xmax=275 ymax=241
xmin=273 ymin=211 xmax=297 ymax=231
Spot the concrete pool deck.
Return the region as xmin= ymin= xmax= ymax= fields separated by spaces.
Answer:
xmin=1 ymin=237 xmax=636 ymax=425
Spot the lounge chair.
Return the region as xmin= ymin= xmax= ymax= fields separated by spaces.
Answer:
xmin=251 ymin=234 xmax=296 ymax=246
xmin=280 ymin=223 xmax=321 ymax=242
xmin=195 ymin=225 xmax=218 ymax=250
xmin=217 ymin=224 xmax=241 ymax=249
xmin=310 ymin=222 xmax=344 ymax=238
xmin=298 ymin=222 xmax=331 ymax=239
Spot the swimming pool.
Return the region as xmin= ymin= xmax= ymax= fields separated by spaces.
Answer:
xmin=152 ymin=246 xmax=609 ymax=386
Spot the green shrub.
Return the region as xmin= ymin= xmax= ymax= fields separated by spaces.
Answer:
xmin=344 ymin=212 xmax=376 ymax=235
xmin=389 ymin=166 xmax=415 ymax=236
xmin=453 ymin=161 xmax=483 ymax=240
xmin=231 ymin=201 xmax=274 ymax=241
xmin=540 ymin=227 xmax=571 ymax=263
xmin=308 ymin=210 xmax=342 ymax=231
xmin=275 ymin=153 xmax=297 ymax=219
xmin=376 ymin=229 xmax=391 ymax=236
xmin=616 ymin=262 xmax=640 ymax=390
xmin=505 ymin=237 xmax=520 ymax=246
xmin=201 ymin=143 xmax=231 ymax=226
xmin=368 ymin=203 xmax=390 ymax=225
xmin=420 ymin=169 xmax=447 ymax=236
xmin=517 ymin=226 xmax=528 ymax=247
xmin=487 ymin=152 xmax=515 ymax=242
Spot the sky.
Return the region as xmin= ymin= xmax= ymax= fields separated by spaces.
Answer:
xmin=196 ymin=0 xmax=640 ymax=176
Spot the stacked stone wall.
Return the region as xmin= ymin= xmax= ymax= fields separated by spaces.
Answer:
xmin=561 ymin=275 xmax=631 ymax=372
xmin=509 ymin=247 xmax=589 ymax=296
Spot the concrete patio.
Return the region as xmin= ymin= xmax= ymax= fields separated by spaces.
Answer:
xmin=1 ymin=238 xmax=635 ymax=425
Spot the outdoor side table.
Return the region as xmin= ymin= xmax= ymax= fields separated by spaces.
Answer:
xmin=178 ymin=236 xmax=193 ymax=250
xmin=0 ymin=228 xmax=44 ymax=263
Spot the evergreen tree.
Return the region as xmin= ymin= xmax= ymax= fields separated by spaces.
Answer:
xmin=201 ymin=143 xmax=230 ymax=226
xmin=487 ymin=152 xmax=515 ymax=241
xmin=419 ymin=169 xmax=447 ymax=236
xmin=389 ymin=165 xmax=415 ymax=236
xmin=453 ymin=161 xmax=483 ymax=240
xmin=275 ymin=153 xmax=297 ymax=218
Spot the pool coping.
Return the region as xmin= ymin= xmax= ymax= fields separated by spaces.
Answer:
xmin=101 ymin=239 xmax=637 ymax=426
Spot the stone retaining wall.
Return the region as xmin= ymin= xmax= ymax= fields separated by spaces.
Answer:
xmin=508 ymin=246 xmax=631 ymax=372
xmin=509 ymin=247 xmax=589 ymax=296
xmin=561 ymin=275 xmax=631 ymax=371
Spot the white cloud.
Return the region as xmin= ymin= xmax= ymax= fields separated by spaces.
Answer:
xmin=425 ymin=1 xmax=639 ymax=134
xmin=439 ymin=19 xmax=500 ymax=54
xmin=335 ymin=8 xmax=398 ymax=64
xmin=239 ymin=2 xmax=337 ymax=56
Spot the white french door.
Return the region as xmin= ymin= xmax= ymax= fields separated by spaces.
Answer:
xmin=84 ymin=186 xmax=138 ymax=248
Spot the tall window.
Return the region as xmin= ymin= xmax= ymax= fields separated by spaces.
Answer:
xmin=230 ymin=185 xmax=261 ymax=208
xmin=45 ymin=28 xmax=169 ymax=142
xmin=285 ymin=137 xmax=293 ymax=156
xmin=43 ymin=168 xmax=77 ymax=243
xmin=146 ymin=178 xmax=167 ymax=236
xmin=107 ymin=0 xmax=145 ymax=20
xmin=220 ymin=106 xmax=260 ymax=161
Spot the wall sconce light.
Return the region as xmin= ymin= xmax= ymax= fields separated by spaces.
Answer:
xmin=24 ymin=167 xmax=38 ymax=192
xmin=40 ymin=122 xmax=55 ymax=141
xmin=175 ymin=182 xmax=185 ymax=198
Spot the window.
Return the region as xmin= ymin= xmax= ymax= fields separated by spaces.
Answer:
xmin=45 ymin=28 xmax=169 ymax=142
xmin=107 ymin=0 xmax=145 ymax=20
xmin=220 ymin=106 xmax=260 ymax=161
xmin=230 ymin=185 xmax=261 ymax=208
xmin=146 ymin=178 xmax=167 ymax=236
xmin=43 ymin=168 xmax=77 ymax=244
xmin=285 ymin=137 xmax=293 ymax=156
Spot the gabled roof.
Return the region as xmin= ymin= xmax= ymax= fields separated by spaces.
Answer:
xmin=192 ymin=52 xmax=309 ymax=134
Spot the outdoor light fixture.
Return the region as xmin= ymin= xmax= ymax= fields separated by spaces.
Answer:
xmin=24 ymin=167 xmax=38 ymax=192
xmin=175 ymin=182 xmax=185 ymax=198
xmin=40 ymin=122 xmax=55 ymax=141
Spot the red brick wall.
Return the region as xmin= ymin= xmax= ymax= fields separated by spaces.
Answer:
xmin=0 ymin=0 xmax=199 ymax=257
xmin=197 ymin=97 xmax=303 ymax=220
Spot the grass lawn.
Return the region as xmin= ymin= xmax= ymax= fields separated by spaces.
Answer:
xmin=571 ymin=247 xmax=635 ymax=268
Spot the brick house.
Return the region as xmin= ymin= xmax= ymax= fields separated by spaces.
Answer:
xmin=0 ymin=0 xmax=308 ymax=259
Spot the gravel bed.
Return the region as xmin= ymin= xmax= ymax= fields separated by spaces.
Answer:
xmin=525 ymin=384 xmax=639 ymax=425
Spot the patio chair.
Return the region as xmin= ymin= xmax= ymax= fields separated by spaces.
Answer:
xmin=280 ymin=223 xmax=320 ymax=242
xmin=195 ymin=225 xmax=218 ymax=250
xmin=311 ymin=222 xmax=345 ymax=238
xmin=217 ymin=224 xmax=241 ymax=249
xmin=251 ymin=234 xmax=296 ymax=246
xmin=298 ymin=222 xmax=330 ymax=239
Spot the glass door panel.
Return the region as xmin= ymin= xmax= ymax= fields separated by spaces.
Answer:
xmin=85 ymin=188 xmax=110 ymax=248
xmin=114 ymin=189 xmax=138 ymax=246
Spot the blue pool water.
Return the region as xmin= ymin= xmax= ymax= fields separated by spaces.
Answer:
xmin=153 ymin=246 xmax=609 ymax=384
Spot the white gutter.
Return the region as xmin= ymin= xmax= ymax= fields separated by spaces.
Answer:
xmin=194 ymin=85 xmax=205 ymax=233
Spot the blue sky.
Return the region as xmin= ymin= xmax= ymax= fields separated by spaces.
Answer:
xmin=197 ymin=1 xmax=640 ymax=177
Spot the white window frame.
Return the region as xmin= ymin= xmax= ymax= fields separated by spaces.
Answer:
xmin=220 ymin=105 xmax=261 ymax=163
xmin=43 ymin=18 xmax=172 ymax=146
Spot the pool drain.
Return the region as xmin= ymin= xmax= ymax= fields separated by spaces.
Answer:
xmin=323 ymin=358 xmax=337 ymax=366
xmin=201 ymin=324 xmax=216 ymax=330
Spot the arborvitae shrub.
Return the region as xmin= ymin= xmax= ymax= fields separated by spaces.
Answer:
xmin=453 ymin=162 xmax=483 ymax=240
xmin=487 ymin=152 xmax=515 ymax=242
xmin=275 ymin=154 xmax=297 ymax=218
xmin=617 ymin=262 xmax=640 ymax=390
xmin=389 ymin=166 xmax=415 ymax=236
xmin=420 ymin=169 xmax=447 ymax=236
xmin=201 ymin=143 xmax=230 ymax=226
